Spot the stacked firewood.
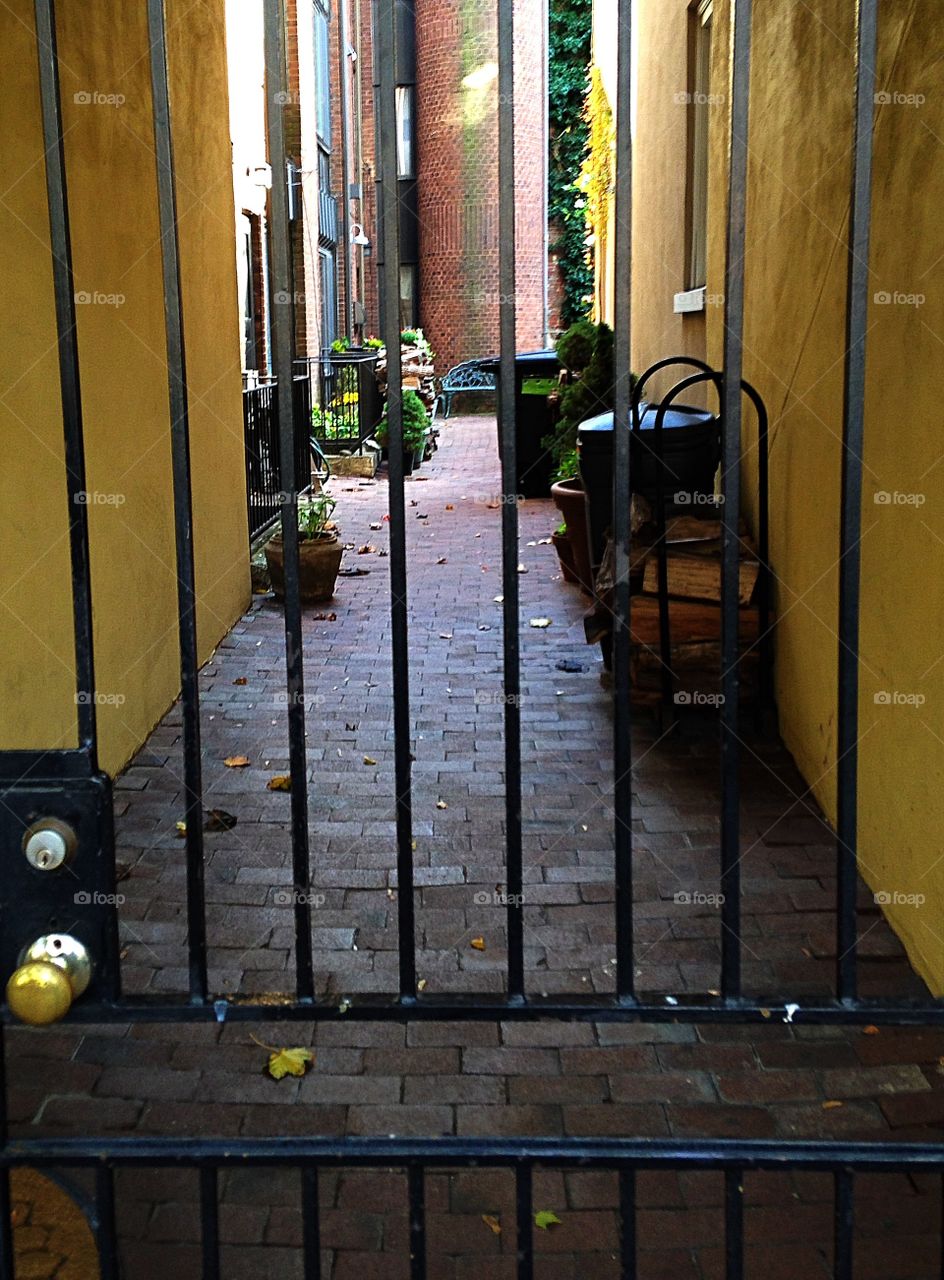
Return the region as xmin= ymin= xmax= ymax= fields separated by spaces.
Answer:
xmin=374 ymin=342 xmax=437 ymax=414
xmin=587 ymin=508 xmax=763 ymax=706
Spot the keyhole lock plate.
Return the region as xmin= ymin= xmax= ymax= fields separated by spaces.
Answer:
xmin=2 ymin=775 xmax=120 ymax=1014
xmin=23 ymin=818 xmax=77 ymax=872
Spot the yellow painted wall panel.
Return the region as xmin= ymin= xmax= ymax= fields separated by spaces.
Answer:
xmin=599 ymin=0 xmax=944 ymax=990
xmin=0 ymin=0 xmax=249 ymax=775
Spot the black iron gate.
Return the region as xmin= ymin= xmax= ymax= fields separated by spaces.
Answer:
xmin=2 ymin=0 xmax=943 ymax=1275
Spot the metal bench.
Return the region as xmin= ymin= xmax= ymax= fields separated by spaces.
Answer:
xmin=432 ymin=358 xmax=497 ymax=420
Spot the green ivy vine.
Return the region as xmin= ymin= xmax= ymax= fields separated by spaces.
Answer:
xmin=548 ymin=0 xmax=593 ymax=330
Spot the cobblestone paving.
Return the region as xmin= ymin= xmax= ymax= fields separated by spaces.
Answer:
xmin=8 ymin=417 xmax=943 ymax=1277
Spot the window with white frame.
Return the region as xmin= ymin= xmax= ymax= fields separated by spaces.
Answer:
xmin=395 ymin=85 xmax=415 ymax=179
xmin=313 ymin=0 xmax=331 ymax=147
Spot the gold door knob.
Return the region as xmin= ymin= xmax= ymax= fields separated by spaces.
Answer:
xmin=6 ymin=935 xmax=92 ymax=1026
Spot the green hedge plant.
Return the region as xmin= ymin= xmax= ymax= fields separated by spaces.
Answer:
xmin=376 ymin=390 xmax=429 ymax=453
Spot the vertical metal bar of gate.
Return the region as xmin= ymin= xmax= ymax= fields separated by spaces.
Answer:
xmin=33 ymin=0 xmax=99 ymax=764
xmin=146 ymin=0 xmax=209 ymax=1004
xmin=836 ymin=0 xmax=878 ymax=1004
xmin=618 ymin=1169 xmax=636 ymax=1279
xmin=95 ymin=1166 xmax=119 ymax=1280
xmin=516 ymin=1165 xmax=534 ymax=1280
xmin=724 ymin=1169 xmax=744 ymax=1280
xmin=301 ymin=1166 xmax=322 ymax=1279
xmin=719 ymin=0 xmax=753 ymax=1002
xmin=497 ymin=0 xmax=525 ymax=1001
xmin=611 ymin=0 xmax=634 ymax=1002
xmin=833 ymin=1170 xmax=854 ymax=1280
xmin=200 ymin=1166 xmax=221 ymax=1280
xmin=408 ymin=1165 xmax=426 ymax=1280
xmin=263 ymin=0 xmax=316 ymax=1002
xmin=377 ymin=0 xmax=417 ymax=999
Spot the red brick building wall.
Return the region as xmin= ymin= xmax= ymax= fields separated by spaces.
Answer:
xmin=399 ymin=0 xmax=548 ymax=372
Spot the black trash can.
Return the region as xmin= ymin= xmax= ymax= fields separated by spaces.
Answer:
xmin=578 ymin=402 xmax=720 ymax=570
xmin=480 ymin=350 xmax=560 ymax=498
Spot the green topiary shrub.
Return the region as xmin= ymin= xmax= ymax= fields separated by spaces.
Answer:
xmin=555 ymin=318 xmax=597 ymax=375
xmin=544 ymin=322 xmax=629 ymax=484
xmin=376 ymin=389 xmax=429 ymax=453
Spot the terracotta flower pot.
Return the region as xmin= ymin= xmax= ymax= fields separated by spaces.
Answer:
xmin=551 ymin=529 xmax=579 ymax=585
xmin=550 ymin=476 xmax=594 ymax=594
xmin=264 ymin=533 xmax=343 ymax=603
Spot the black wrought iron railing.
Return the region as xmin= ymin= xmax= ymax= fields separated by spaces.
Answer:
xmin=242 ymin=373 xmax=313 ymax=543
xmin=300 ymin=350 xmax=383 ymax=453
xmin=9 ymin=0 xmax=944 ymax=1275
xmin=2 ymin=1136 xmax=942 ymax=1280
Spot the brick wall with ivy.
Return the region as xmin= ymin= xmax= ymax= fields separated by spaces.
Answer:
xmin=548 ymin=0 xmax=593 ymax=333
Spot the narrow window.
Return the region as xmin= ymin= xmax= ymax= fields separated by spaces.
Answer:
xmin=395 ymin=85 xmax=415 ymax=178
xmin=399 ymin=263 xmax=417 ymax=329
xmin=314 ymin=0 xmax=332 ymax=147
xmin=320 ymin=247 xmax=338 ymax=347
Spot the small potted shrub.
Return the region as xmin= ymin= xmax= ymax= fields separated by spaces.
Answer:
xmin=551 ymin=519 xmax=579 ymax=585
xmin=264 ymin=493 xmax=343 ymax=604
xmin=544 ymin=321 xmax=624 ymax=595
xmin=550 ymin=447 xmax=594 ymax=594
xmin=375 ymin=390 xmax=429 ymax=474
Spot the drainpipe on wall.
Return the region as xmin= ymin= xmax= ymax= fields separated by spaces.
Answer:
xmin=338 ymin=0 xmax=355 ymax=340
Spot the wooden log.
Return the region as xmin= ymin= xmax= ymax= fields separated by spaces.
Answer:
xmin=641 ymin=548 xmax=759 ymax=604
xmin=628 ymin=595 xmax=760 ymax=647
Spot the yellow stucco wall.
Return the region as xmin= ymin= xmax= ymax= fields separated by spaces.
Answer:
xmin=630 ymin=0 xmax=707 ymax=401
xmin=600 ymin=0 xmax=944 ymax=991
xmin=0 ymin=0 xmax=249 ymax=776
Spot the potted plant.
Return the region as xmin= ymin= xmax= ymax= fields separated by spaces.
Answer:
xmin=551 ymin=519 xmax=579 ymax=585
xmin=543 ymin=321 xmax=624 ymax=595
xmin=264 ymin=493 xmax=343 ymax=604
xmin=375 ymin=390 xmax=429 ymax=475
xmin=550 ymin=450 xmax=594 ymax=594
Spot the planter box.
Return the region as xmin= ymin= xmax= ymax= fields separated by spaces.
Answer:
xmin=264 ymin=533 xmax=343 ymax=603
xmin=550 ymin=477 xmax=594 ymax=595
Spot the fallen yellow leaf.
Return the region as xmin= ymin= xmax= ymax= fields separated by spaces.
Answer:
xmin=470 ymin=937 xmax=486 ymax=951
xmin=267 ymin=1046 xmax=314 ymax=1080
xmin=250 ymin=1034 xmax=314 ymax=1080
xmin=822 ymin=1100 xmax=844 ymax=1110
xmin=863 ymin=1025 xmax=880 ymax=1036
xmin=363 ymin=755 xmax=377 ymax=766
xmin=267 ymin=775 xmax=292 ymax=792
xmin=482 ymin=1214 xmax=501 ymax=1235
xmin=534 ymin=1211 xmax=561 ymax=1230
xmin=224 ymin=755 xmax=251 ymax=768
xmin=175 ymin=821 xmax=187 ymax=837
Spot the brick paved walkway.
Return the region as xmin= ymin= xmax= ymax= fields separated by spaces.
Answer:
xmin=8 ymin=417 xmax=943 ymax=1277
